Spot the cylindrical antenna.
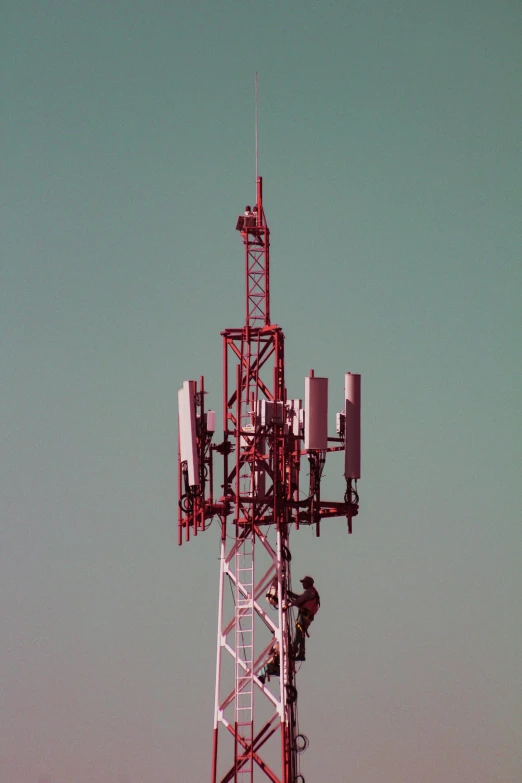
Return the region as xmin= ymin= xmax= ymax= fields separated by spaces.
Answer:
xmin=255 ymin=72 xmax=259 ymax=182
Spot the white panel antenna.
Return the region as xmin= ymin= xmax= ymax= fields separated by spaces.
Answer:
xmin=304 ymin=376 xmax=328 ymax=450
xmin=178 ymin=380 xmax=200 ymax=487
xmin=344 ymin=372 xmax=361 ymax=479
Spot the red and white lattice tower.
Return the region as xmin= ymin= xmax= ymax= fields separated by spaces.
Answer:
xmin=178 ymin=176 xmax=361 ymax=782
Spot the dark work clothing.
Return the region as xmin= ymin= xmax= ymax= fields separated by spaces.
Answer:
xmin=287 ymin=587 xmax=320 ymax=615
xmin=288 ymin=587 xmax=317 ymax=608
xmin=288 ymin=587 xmax=320 ymax=660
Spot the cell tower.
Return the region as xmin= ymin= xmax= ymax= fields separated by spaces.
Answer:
xmin=178 ymin=174 xmax=361 ymax=782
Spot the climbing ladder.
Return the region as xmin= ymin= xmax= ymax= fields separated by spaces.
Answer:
xmin=234 ymin=531 xmax=255 ymax=780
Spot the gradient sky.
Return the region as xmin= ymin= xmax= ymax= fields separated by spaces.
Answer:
xmin=1 ymin=2 xmax=521 ymax=782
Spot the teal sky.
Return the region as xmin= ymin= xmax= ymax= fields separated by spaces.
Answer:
xmin=1 ymin=1 xmax=521 ymax=781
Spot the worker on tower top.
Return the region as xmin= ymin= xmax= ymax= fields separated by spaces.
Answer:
xmin=283 ymin=576 xmax=320 ymax=662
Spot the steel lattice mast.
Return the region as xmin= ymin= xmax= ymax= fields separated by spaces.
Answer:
xmin=178 ymin=176 xmax=361 ymax=783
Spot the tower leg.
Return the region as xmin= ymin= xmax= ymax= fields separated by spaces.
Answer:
xmin=212 ymin=537 xmax=226 ymax=783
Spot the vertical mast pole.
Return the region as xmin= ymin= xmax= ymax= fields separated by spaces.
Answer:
xmin=255 ymin=73 xmax=259 ymax=184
